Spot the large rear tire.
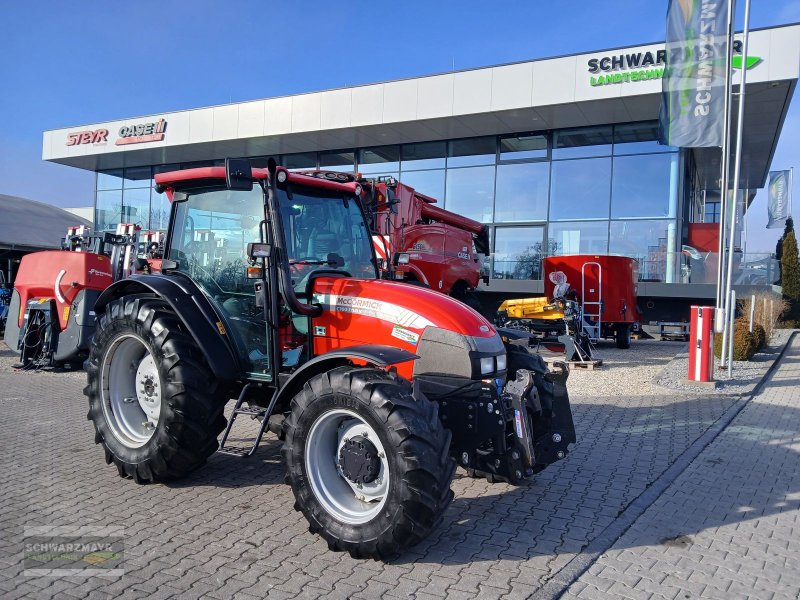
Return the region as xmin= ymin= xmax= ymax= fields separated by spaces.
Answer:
xmin=85 ymin=296 xmax=228 ymax=483
xmin=282 ymin=366 xmax=455 ymax=559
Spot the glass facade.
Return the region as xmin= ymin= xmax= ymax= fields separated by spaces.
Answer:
xmin=94 ymin=120 xmax=682 ymax=282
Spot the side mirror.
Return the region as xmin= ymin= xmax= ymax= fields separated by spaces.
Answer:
xmin=247 ymin=243 xmax=271 ymax=259
xmin=225 ymin=158 xmax=253 ymax=191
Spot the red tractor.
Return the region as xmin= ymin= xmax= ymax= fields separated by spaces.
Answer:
xmin=296 ymin=172 xmax=489 ymax=306
xmin=83 ymin=159 xmax=575 ymax=558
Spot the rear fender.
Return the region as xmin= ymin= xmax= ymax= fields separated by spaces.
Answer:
xmin=274 ymin=345 xmax=418 ymax=412
xmin=94 ymin=274 xmax=240 ymax=381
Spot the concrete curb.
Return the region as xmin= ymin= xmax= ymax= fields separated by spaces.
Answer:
xmin=532 ymin=330 xmax=798 ymax=600
xmin=650 ymin=331 xmax=792 ymax=395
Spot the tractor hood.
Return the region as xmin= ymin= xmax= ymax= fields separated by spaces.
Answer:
xmin=310 ymin=277 xmax=505 ymax=380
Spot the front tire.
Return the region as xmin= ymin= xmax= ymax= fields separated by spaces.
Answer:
xmin=282 ymin=366 xmax=455 ymax=559
xmin=85 ymin=296 xmax=228 ymax=483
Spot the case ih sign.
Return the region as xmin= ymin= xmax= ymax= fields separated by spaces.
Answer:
xmin=66 ymin=129 xmax=109 ymax=146
xmin=65 ymin=119 xmax=167 ymax=147
xmin=116 ymin=118 xmax=167 ymax=145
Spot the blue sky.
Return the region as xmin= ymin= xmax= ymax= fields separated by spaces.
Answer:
xmin=1 ymin=0 xmax=799 ymax=253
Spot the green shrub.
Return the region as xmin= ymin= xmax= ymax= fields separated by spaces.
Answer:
xmin=781 ymin=228 xmax=800 ymax=325
xmin=714 ymin=318 xmax=758 ymax=361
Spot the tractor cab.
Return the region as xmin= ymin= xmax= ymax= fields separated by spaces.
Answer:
xmin=156 ymin=161 xmax=377 ymax=380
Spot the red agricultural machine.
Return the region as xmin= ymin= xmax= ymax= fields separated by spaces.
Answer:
xmin=497 ymin=255 xmax=641 ymax=360
xmin=296 ymin=172 xmax=490 ymax=306
xmin=544 ymin=255 xmax=641 ymax=349
xmin=82 ymin=158 xmax=575 ymax=559
xmin=3 ymin=224 xmax=143 ymax=368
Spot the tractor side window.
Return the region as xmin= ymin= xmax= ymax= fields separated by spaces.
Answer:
xmin=169 ymin=187 xmax=272 ymax=378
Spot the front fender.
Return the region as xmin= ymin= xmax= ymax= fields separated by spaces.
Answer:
xmin=94 ymin=274 xmax=240 ymax=381
xmin=274 ymin=344 xmax=418 ymax=411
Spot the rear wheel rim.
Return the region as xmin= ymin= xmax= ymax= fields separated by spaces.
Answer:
xmin=305 ymin=408 xmax=390 ymax=525
xmin=100 ymin=333 xmax=161 ymax=448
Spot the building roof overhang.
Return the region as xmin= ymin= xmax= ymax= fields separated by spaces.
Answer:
xmin=43 ymin=24 xmax=799 ymax=191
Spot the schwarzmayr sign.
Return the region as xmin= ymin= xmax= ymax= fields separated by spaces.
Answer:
xmin=587 ymin=40 xmax=751 ymax=86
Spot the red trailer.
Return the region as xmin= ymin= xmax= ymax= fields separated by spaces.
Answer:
xmin=543 ymin=255 xmax=641 ymax=349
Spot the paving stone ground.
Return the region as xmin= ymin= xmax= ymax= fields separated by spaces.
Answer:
xmin=0 ymin=337 xmax=785 ymax=599
xmin=562 ymin=333 xmax=800 ymax=600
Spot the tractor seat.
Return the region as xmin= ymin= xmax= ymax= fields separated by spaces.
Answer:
xmin=307 ymin=227 xmax=341 ymax=257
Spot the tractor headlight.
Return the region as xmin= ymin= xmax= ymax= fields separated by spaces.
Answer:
xmin=397 ymin=253 xmax=410 ymax=265
xmin=480 ymin=357 xmax=495 ymax=375
xmin=495 ymin=353 xmax=507 ymax=372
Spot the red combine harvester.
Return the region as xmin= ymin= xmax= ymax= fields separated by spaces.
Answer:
xmin=543 ymin=255 xmax=641 ymax=349
xmin=3 ymin=224 xmax=141 ymax=367
xmin=297 ymin=172 xmax=489 ymax=305
xmin=365 ymin=177 xmax=489 ymax=305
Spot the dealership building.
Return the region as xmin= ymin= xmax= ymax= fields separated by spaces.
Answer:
xmin=42 ymin=24 xmax=799 ymax=319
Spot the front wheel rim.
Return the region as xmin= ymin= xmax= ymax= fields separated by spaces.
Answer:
xmin=100 ymin=334 xmax=161 ymax=448
xmin=305 ymin=409 xmax=390 ymax=525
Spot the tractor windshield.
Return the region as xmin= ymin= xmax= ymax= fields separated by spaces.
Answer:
xmin=277 ymin=186 xmax=377 ymax=289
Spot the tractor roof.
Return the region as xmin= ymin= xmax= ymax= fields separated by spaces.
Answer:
xmin=154 ymin=166 xmax=361 ymax=196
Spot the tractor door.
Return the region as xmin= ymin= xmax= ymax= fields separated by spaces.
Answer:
xmin=168 ymin=187 xmax=274 ymax=380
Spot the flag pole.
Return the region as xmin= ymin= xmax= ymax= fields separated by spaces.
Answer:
xmin=716 ymin=0 xmax=736 ymax=325
xmin=722 ymin=0 xmax=752 ymax=376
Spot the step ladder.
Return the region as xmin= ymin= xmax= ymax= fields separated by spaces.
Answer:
xmin=581 ymin=261 xmax=602 ymax=343
xmin=218 ymin=383 xmax=276 ymax=457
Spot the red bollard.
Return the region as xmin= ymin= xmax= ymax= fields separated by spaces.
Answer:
xmin=688 ymin=305 xmax=715 ymax=382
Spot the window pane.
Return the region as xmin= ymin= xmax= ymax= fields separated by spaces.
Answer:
xmin=552 ymin=126 xmax=613 ymax=159
xmin=398 ymin=169 xmax=445 ymax=201
xmin=122 ymin=187 xmax=151 ymax=229
xmin=494 ymin=162 xmax=549 ymax=222
xmin=447 ymin=137 xmax=496 ymax=167
xmin=704 ymin=201 xmax=720 ymax=223
xmin=95 ymin=189 xmax=122 ymax=231
xmin=493 ymin=227 xmax=545 ymax=280
xmin=282 ymin=152 xmax=317 ymax=170
xmin=549 ymin=157 xmax=611 ymax=220
xmin=609 ymin=219 xmax=674 ymax=282
xmin=613 ymin=122 xmax=676 ymax=155
xmin=249 ymin=156 xmax=279 ymax=169
xmin=180 ymin=160 xmax=219 ymax=170
xmin=123 ymin=166 xmax=152 ymax=189
xmin=358 ymin=146 xmax=400 ymax=174
xmin=611 ymin=153 xmax=679 ymax=218
xmin=97 ymin=169 xmax=124 ymax=191
xmin=499 ymin=133 xmax=547 ymax=161
xmin=445 ymin=166 xmax=495 ymax=222
xmin=401 ymin=141 xmax=446 ymax=170
xmin=319 ymin=150 xmax=354 ymax=170
xmin=548 ymin=221 xmax=609 ymax=255
xmin=150 ymin=190 xmax=170 ymax=231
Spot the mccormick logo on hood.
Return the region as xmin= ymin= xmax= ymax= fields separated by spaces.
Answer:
xmin=115 ymin=118 xmax=167 ymax=146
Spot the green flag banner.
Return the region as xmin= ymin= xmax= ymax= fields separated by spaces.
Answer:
xmin=659 ymin=0 xmax=729 ymax=148
xmin=767 ymin=170 xmax=791 ymax=229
